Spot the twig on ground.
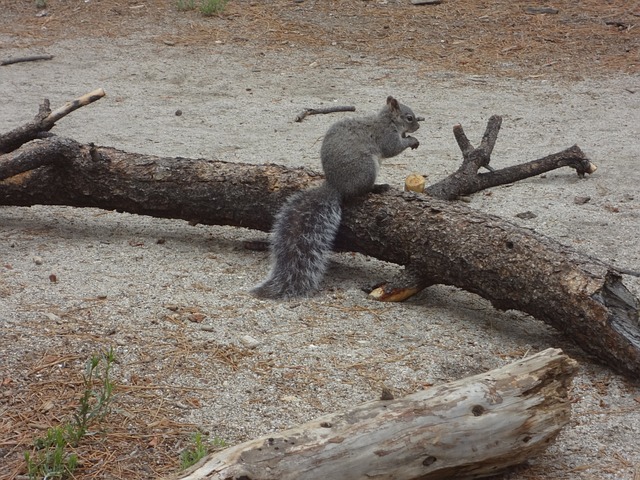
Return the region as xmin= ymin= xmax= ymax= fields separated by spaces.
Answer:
xmin=294 ymin=105 xmax=356 ymax=122
xmin=1 ymin=54 xmax=54 ymax=66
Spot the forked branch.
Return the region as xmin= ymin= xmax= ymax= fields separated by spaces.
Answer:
xmin=0 ymin=88 xmax=106 ymax=154
xmin=425 ymin=115 xmax=597 ymax=200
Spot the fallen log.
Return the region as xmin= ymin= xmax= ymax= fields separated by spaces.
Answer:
xmin=170 ymin=348 xmax=577 ymax=480
xmin=0 ymin=136 xmax=639 ymax=379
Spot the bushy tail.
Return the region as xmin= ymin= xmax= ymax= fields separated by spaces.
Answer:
xmin=251 ymin=183 xmax=342 ymax=299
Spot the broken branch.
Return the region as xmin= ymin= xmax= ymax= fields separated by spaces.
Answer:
xmin=0 ymin=54 xmax=54 ymax=66
xmin=425 ymin=117 xmax=597 ymax=199
xmin=44 ymin=88 xmax=106 ymax=125
xmin=294 ymin=105 xmax=356 ymax=122
xmin=0 ymin=88 xmax=106 ymax=154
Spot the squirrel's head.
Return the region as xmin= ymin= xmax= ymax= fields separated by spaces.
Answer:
xmin=386 ymin=96 xmax=424 ymax=134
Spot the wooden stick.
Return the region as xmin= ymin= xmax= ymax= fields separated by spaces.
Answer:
xmin=1 ymin=54 xmax=54 ymax=66
xmin=295 ymin=105 xmax=356 ymax=122
xmin=44 ymin=88 xmax=106 ymax=124
xmin=0 ymin=89 xmax=106 ymax=154
xmin=170 ymin=348 xmax=577 ymax=480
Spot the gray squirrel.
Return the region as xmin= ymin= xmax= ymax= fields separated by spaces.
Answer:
xmin=251 ymin=96 xmax=424 ymax=299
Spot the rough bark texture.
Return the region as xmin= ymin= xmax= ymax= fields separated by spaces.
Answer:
xmin=1 ymin=138 xmax=638 ymax=379
xmin=338 ymin=190 xmax=639 ymax=379
xmin=170 ymin=348 xmax=577 ymax=480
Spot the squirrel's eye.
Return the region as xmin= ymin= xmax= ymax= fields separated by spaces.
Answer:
xmin=406 ymin=115 xmax=414 ymax=122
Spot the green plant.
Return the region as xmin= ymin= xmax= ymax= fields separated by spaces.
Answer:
xmin=199 ymin=0 xmax=228 ymax=16
xmin=71 ymin=347 xmax=116 ymax=442
xmin=35 ymin=0 xmax=47 ymax=9
xmin=176 ymin=0 xmax=196 ymax=11
xmin=24 ymin=426 xmax=78 ymax=480
xmin=25 ymin=348 xmax=117 ymax=480
xmin=180 ymin=431 xmax=227 ymax=470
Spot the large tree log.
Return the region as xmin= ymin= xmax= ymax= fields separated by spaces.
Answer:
xmin=0 ymin=137 xmax=639 ymax=379
xmin=171 ymin=348 xmax=577 ymax=480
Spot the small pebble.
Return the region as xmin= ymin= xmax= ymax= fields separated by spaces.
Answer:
xmin=34 ymin=256 xmax=43 ymax=265
xmin=240 ymin=335 xmax=261 ymax=349
xmin=380 ymin=387 xmax=395 ymax=400
xmin=43 ymin=312 xmax=61 ymax=322
xmin=515 ymin=211 xmax=537 ymax=220
xmin=189 ymin=313 xmax=206 ymax=323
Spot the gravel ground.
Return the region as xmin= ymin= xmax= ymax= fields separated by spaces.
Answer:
xmin=1 ymin=3 xmax=640 ymax=478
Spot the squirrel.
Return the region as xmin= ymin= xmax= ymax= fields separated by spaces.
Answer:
xmin=251 ymin=96 xmax=424 ymax=299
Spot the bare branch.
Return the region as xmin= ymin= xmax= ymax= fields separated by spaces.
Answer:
xmin=44 ymin=88 xmax=106 ymax=124
xmin=1 ymin=54 xmax=54 ymax=66
xmin=295 ymin=105 xmax=356 ymax=122
xmin=426 ymin=117 xmax=597 ymax=200
xmin=0 ymin=88 xmax=106 ymax=154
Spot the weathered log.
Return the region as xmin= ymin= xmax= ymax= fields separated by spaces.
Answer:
xmin=170 ymin=348 xmax=577 ymax=480
xmin=0 ymin=137 xmax=639 ymax=379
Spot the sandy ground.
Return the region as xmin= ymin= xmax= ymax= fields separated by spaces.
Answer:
xmin=1 ymin=3 xmax=640 ymax=479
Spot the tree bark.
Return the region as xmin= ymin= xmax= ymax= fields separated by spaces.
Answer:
xmin=0 ymin=137 xmax=639 ymax=379
xmin=170 ymin=348 xmax=577 ymax=480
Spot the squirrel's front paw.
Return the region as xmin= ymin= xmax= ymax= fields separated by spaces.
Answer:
xmin=406 ymin=136 xmax=420 ymax=150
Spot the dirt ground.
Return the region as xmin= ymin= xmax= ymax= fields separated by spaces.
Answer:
xmin=1 ymin=0 xmax=640 ymax=479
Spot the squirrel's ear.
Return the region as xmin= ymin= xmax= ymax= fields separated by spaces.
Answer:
xmin=386 ymin=96 xmax=399 ymax=111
